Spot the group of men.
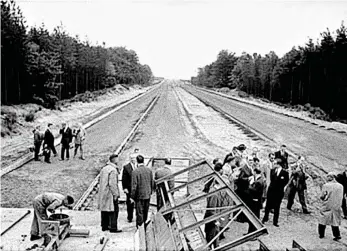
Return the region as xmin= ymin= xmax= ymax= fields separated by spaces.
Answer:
xmin=29 ymin=143 xmax=346 ymax=246
xmin=98 ymin=151 xmax=175 ymax=233
xmin=32 ymin=122 xmax=86 ymax=163
xmin=205 ymin=143 xmax=345 ymax=247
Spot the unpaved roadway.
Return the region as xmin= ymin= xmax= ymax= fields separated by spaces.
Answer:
xmin=2 ymin=80 xmax=347 ymax=250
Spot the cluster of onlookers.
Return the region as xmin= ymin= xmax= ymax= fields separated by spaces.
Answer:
xmin=32 ymin=122 xmax=86 ymax=163
xmin=204 ymin=143 xmax=346 ymax=248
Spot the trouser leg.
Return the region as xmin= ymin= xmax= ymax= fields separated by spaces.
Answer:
xmin=298 ymin=190 xmax=308 ymax=211
xmin=74 ymin=145 xmax=79 ymax=157
xmin=61 ymin=145 xmax=65 ymax=160
xmin=31 ymin=200 xmax=48 ymax=236
xmin=80 ymin=144 xmax=83 ymax=158
xmin=262 ymin=201 xmax=270 ymax=222
xmin=101 ymin=211 xmax=109 ymax=231
xmin=126 ymin=194 xmax=134 ymax=221
xmin=34 ymin=143 xmax=41 ymax=160
xmin=44 ymin=148 xmax=51 ymax=162
xmin=50 ymin=145 xmax=57 ymax=155
xmin=136 ymin=200 xmax=145 ymax=227
xmin=332 ymin=226 xmax=341 ymax=238
xmin=143 ymin=199 xmax=150 ymax=224
xmin=248 ymin=206 xmax=260 ymax=233
xmin=318 ymin=224 xmax=326 ymax=237
xmin=342 ymin=197 xmax=347 ymax=217
xmin=66 ymin=144 xmax=70 ymax=159
xmin=286 ymin=186 xmax=296 ymax=209
xmin=273 ymin=201 xmax=281 ymax=225
xmin=109 ymin=200 xmax=119 ymax=231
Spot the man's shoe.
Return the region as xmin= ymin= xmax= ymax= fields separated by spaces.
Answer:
xmin=273 ymin=223 xmax=279 ymax=227
xmin=80 ymin=157 xmax=85 ymax=160
xmin=30 ymin=235 xmax=41 ymax=241
xmin=333 ymin=236 xmax=342 ymax=241
xmin=287 ymin=207 xmax=292 ymax=211
xmin=66 ymin=158 xmax=69 ymax=160
xmin=128 ymin=219 xmax=133 ymax=223
xmin=59 ymin=159 xmax=64 ymax=161
xmin=319 ymin=235 xmax=324 ymax=239
xmin=45 ymin=160 xmax=51 ymax=164
xmin=110 ymin=229 xmax=122 ymax=233
xmin=262 ymin=218 xmax=268 ymax=224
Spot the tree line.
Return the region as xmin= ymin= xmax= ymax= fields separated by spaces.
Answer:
xmin=191 ymin=22 xmax=347 ymax=121
xmin=1 ymin=0 xmax=153 ymax=108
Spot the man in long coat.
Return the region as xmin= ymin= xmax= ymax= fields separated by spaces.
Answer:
xmin=262 ymin=159 xmax=289 ymax=227
xmin=318 ymin=172 xmax=343 ymax=241
xmin=98 ymin=154 xmax=122 ymax=232
xmin=247 ymin=167 xmax=265 ymax=233
xmin=131 ymin=155 xmax=154 ymax=228
xmin=122 ymin=153 xmax=137 ymax=222
xmin=30 ymin=192 xmax=74 ymax=241
xmin=154 ymin=158 xmax=175 ymax=211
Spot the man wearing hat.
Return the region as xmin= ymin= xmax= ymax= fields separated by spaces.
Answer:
xmin=98 ymin=154 xmax=122 ymax=233
xmin=318 ymin=172 xmax=343 ymax=241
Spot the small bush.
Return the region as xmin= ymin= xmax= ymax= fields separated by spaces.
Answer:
xmin=238 ymin=91 xmax=249 ymax=98
xmin=25 ymin=112 xmax=35 ymax=122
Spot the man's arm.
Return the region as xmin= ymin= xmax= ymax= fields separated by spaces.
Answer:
xmin=131 ymin=172 xmax=137 ymax=200
xmin=47 ymin=200 xmax=63 ymax=212
xmin=122 ymin=166 xmax=130 ymax=192
xmin=109 ymin=170 xmax=119 ymax=200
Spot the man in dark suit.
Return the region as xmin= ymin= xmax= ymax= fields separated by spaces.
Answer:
xmin=43 ymin=123 xmax=56 ymax=163
xmin=275 ymin=145 xmax=289 ymax=170
xmin=286 ymin=160 xmax=310 ymax=214
xmin=131 ymin=155 xmax=155 ymax=228
xmin=122 ymin=153 xmax=137 ymax=222
xmin=262 ymin=158 xmax=289 ymax=227
xmin=59 ymin=122 xmax=73 ymax=161
xmin=336 ymin=166 xmax=347 ymax=219
xmin=247 ymin=167 xmax=265 ymax=233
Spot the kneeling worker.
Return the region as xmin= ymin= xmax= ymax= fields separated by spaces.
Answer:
xmin=30 ymin=192 xmax=74 ymax=241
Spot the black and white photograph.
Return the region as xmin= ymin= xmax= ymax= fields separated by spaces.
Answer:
xmin=1 ymin=0 xmax=347 ymax=250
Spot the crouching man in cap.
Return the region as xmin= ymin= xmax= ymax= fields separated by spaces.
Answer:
xmin=30 ymin=193 xmax=74 ymax=241
xmin=318 ymin=172 xmax=343 ymax=241
xmin=98 ymin=154 xmax=122 ymax=233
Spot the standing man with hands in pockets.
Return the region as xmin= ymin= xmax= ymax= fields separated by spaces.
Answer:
xmin=98 ymin=154 xmax=122 ymax=233
xmin=122 ymin=153 xmax=137 ymax=223
xmin=130 ymin=155 xmax=155 ymax=228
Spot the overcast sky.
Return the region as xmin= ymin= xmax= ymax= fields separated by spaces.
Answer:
xmin=17 ymin=0 xmax=347 ymax=79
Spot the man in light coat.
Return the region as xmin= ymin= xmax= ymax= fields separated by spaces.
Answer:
xmin=73 ymin=123 xmax=86 ymax=160
xmin=318 ymin=172 xmax=343 ymax=241
xmin=98 ymin=154 xmax=122 ymax=233
xmin=30 ymin=192 xmax=74 ymax=241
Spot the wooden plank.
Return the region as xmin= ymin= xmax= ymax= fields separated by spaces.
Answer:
xmin=258 ymin=239 xmax=270 ymax=251
xmin=292 ymin=240 xmax=306 ymax=251
xmin=153 ymin=213 xmax=176 ymax=251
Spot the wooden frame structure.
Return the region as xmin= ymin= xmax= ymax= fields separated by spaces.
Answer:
xmin=155 ymin=159 xmax=268 ymax=251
